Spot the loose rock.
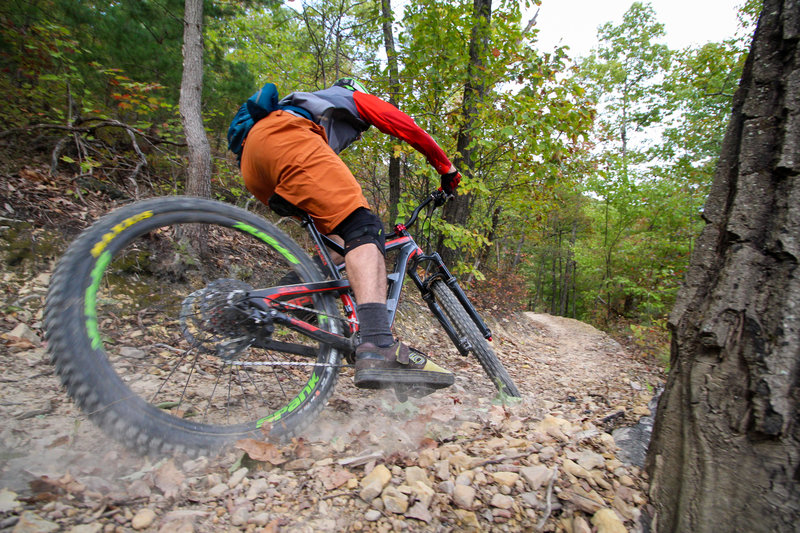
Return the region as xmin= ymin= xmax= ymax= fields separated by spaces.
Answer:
xmin=572 ymin=515 xmax=593 ymax=533
xmin=13 ymin=512 xmax=59 ymax=533
xmin=227 ymin=467 xmax=249 ymax=488
xmin=453 ymin=484 xmax=476 ymax=509
xmin=360 ymin=464 xmax=392 ymax=502
xmin=131 ymin=508 xmax=157 ymax=530
xmin=364 ymin=509 xmax=382 ymax=522
xmin=592 ymin=508 xmax=627 ymax=533
xmin=490 ymin=493 xmax=514 ymax=510
xmin=0 ymin=489 xmax=20 ymax=513
xmin=577 ymin=450 xmax=606 ymax=470
xmin=381 ymin=486 xmax=409 ymax=514
xmin=246 ymin=478 xmax=268 ymax=500
xmin=405 ymin=466 xmax=431 ymax=487
xmin=559 ymin=486 xmax=605 ymax=513
xmin=453 ymin=509 xmax=481 ymax=531
xmin=491 ymin=471 xmax=519 ymax=487
xmin=520 ymin=465 xmax=551 ymax=490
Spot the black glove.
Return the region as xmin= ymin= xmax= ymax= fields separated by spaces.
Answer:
xmin=440 ymin=170 xmax=461 ymax=195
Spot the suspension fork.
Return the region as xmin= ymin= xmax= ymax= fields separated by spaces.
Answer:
xmin=410 ymin=252 xmax=494 ymax=355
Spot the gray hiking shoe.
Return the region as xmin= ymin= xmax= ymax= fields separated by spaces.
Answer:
xmin=353 ymin=341 xmax=454 ymax=392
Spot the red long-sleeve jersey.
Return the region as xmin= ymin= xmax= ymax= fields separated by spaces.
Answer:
xmin=279 ymin=85 xmax=452 ymax=175
xmin=353 ymin=92 xmax=452 ymax=175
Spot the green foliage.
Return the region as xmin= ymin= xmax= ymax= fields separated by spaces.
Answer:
xmin=0 ymin=0 xmax=753 ymax=338
xmin=535 ymin=1 xmax=749 ymax=327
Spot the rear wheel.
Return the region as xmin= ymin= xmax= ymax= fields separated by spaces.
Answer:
xmin=430 ymin=280 xmax=520 ymax=397
xmin=44 ymin=197 xmax=342 ymax=455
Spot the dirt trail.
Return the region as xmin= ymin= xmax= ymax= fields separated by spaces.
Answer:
xmin=0 ymin=274 xmax=663 ymax=532
xmin=520 ymin=312 xmax=643 ymax=397
xmin=0 ymin=172 xmax=664 ymax=532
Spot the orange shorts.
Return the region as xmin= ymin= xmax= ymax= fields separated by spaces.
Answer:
xmin=240 ymin=111 xmax=370 ymax=234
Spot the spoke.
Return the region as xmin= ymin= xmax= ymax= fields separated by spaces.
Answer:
xmin=90 ymin=217 xmax=338 ymax=432
xmin=235 ymin=366 xmax=251 ymax=414
xmin=150 ymin=345 xmax=195 ymax=403
xmin=226 ymin=363 xmax=234 ymax=422
xmin=204 ymin=361 xmax=227 ymax=422
xmin=269 ymin=355 xmax=289 ymax=399
xmin=241 ymin=362 xmax=269 ymax=407
xmin=178 ymin=346 xmax=201 ymax=410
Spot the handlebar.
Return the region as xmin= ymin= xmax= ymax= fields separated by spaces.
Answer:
xmin=394 ymin=189 xmax=449 ymax=235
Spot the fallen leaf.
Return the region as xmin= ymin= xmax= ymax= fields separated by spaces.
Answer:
xmin=292 ymin=438 xmax=311 ymax=459
xmin=318 ymin=466 xmax=355 ymax=491
xmin=45 ymin=435 xmax=70 ymax=449
xmin=154 ymin=460 xmax=184 ymax=498
xmin=418 ymin=437 xmax=439 ymax=449
xmin=3 ymin=335 xmax=36 ymax=350
xmin=235 ymin=439 xmax=287 ymax=465
xmin=19 ymin=168 xmax=47 ymax=182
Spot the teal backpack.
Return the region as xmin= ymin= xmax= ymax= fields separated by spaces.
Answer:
xmin=227 ymin=83 xmax=312 ymax=164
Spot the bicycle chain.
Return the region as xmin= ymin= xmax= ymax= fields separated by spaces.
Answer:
xmin=229 ymin=360 xmax=352 ymax=368
xmin=151 ymin=344 xmax=352 ymax=368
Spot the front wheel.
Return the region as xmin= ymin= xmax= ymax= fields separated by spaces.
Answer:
xmin=44 ymin=197 xmax=342 ymax=455
xmin=430 ymin=280 xmax=520 ymax=397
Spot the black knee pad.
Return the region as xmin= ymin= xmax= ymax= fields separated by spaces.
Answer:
xmin=334 ymin=208 xmax=386 ymax=256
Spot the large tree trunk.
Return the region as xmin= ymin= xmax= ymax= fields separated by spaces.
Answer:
xmin=180 ymin=0 xmax=211 ymax=199
xmin=646 ymin=2 xmax=800 ymax=531
xmin=440 ymin=0 xmax=491 ymax=265
xmin=381 ymin=0 xmax=402 ymax=225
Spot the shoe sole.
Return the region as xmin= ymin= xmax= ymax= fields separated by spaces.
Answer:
xmin=354 ymin=369 xmax=455 ymax=390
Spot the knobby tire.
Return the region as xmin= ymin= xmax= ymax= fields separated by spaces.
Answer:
xmin=430 ymin=280 xmax=520 ymax=397
xmin=44 ymin=197 xmax=341 ymax=455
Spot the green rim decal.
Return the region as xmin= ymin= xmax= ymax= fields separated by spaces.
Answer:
xmin=85 ymin=250 xmax=111 ymax=350
xmin=256 ymin=371 xmax=320 ymax=427
xmin=233 ymin=222 xmax=300 ymax=264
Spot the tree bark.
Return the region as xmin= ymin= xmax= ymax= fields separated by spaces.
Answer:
xmin=440 ymin=0 xmax=491 ymax=265
xmin=180 ymin=0 xmax=211 ymax=199
xmin=646 ymin=2 xmax=800 ymax=531
xmin=560 ymin=221 xmax=577 ymax=316
xmin=381 ymin=0 xmax=402 ymax=225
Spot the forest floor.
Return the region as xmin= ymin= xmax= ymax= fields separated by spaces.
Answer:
xmin=0 ymin=169 xmax=665 ymax=532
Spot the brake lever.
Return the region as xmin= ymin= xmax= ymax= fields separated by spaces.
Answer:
xmin=433 ymin=188 xmax=449 ymax=207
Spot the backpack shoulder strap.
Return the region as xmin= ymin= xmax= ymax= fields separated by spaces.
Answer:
xmin=246 ymin=83 xmax=280 ymax=121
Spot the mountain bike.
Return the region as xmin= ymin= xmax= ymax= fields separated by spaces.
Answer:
xmin=44 ymin=189 xmax=520 ymax=455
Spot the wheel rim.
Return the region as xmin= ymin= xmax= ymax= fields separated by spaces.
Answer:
xmin=84 ymin=214 xmax=338 ymax=433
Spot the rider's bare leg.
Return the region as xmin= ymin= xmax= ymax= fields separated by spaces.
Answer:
xmin=345 ymin=243 xmax=387 ymax=304
xmin=347 ymin=243 xmax=454 ymax=391
xmin=323 ymin=234 xmax=346 ymax=266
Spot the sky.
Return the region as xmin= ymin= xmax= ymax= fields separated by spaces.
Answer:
xmin=531 ymin=0 xmax=745 ymax=58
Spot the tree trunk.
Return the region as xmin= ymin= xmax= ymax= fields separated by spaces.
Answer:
xmin=560 ymin=221 xmax=577 ymax=316
xmin=440 ymin=0 xmax=491 ymax=265
xmin=180 ymin=0 xmax=211 ymax=199
xmin=381 ymin=0 xmax=402 ymax=225
xmin=646 ymin=2 xmax=800 ymax=531
xmin=550 ymin=245 xmax=557 ymax=314
xmin=478 ymin=206 xmax=502 ymax=267
xmin=510 ymin=233 xmax=525 ymax=272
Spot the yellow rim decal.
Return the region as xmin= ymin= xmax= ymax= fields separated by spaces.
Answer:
xmin=91 ymin=211 xmax=153 ymax=257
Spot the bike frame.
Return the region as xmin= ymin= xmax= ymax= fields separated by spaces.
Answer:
xmin=247 ymin=191 xmax=493 ymax=359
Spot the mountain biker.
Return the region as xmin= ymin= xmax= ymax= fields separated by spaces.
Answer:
xmin=239 ymin=77 xmax=461 ymax=393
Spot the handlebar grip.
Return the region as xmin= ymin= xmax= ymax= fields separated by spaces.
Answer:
xmin=433 ymin=188 xmax=449 ymax=207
